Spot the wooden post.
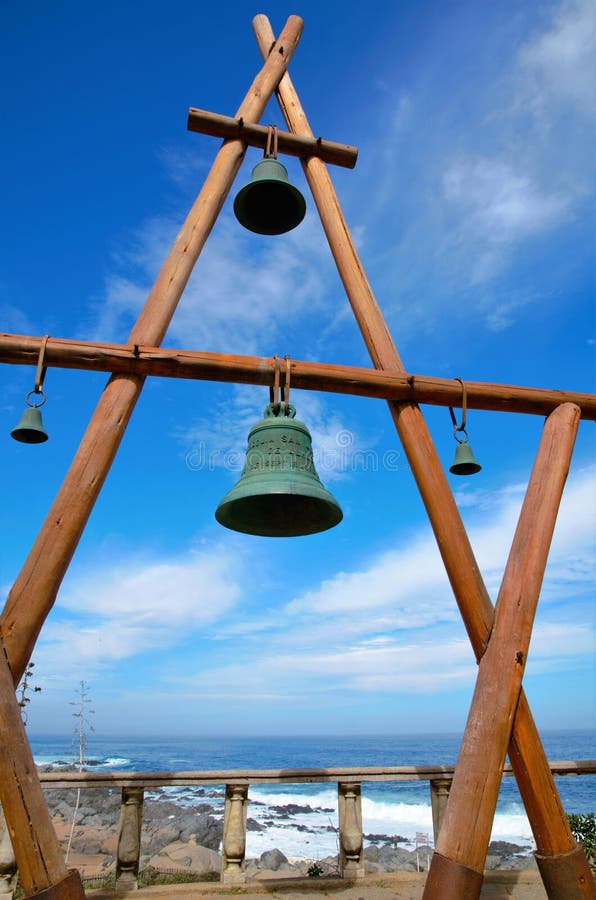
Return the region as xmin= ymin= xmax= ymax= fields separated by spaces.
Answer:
xmin=222 ymin=785 xmax=248 ymax=883
xmin=115 ymin=787 xmax=144 ymax=890
xmin=429 ymin=779 xmax=451 ymax=846
xmin=0 ymin=642 xmax=84 ymax=899
xmin=0 ymin=15 xmax=304 ymax=685
xmin=424 ymin=403 xmax=583 ymax=899
xmin=338 ymin=783 xmax=364 ymax=879
xmin=253 ymin=16 xmax=594 ymax=899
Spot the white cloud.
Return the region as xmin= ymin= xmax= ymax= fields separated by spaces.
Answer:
xmin=530 ymin=621 xmax=594 ymax=665
xmin=181 ymin=384 xmax=372 ymax=482
xmin=33 ymin=544 xmax=244 ymax=677
xmin=517 ymin=0 xmax=595 ymax=119
xmin=31 ymin=466 xmax=594 ymax=701
xmin=275 ymin=464 xmax=594 ymax=655
xmin=350 ymin=0 xmax=594 ymax=339
xmin=58 ymin=548 xmax=240 ymax=626
xmin=92 ymin=209 xmax=335 ymax=354
xmin=175 ymin=636 xmax=477 ymax=699
xmin=444 ymin=158 xmax=571 ymax=239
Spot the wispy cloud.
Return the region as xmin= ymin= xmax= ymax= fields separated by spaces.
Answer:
xmin=516 ymin=0 xmax=595 ymax=120
xmin=351 ymin=0 xmax=593 ymax=339
xmin=92 ymin=208 xmax=336 ymax=355
xmin=442 ymin=158 xmax=572 ymax=285
xmin=180 ymin=384 xmax=375 ymax=482
xmin=34 ymin=544 xmax=243 ymax=680
xmin=34 ymin=465 xmax=593 ymax=701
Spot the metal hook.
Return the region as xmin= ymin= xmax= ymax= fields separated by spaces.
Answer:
xmin=265 ymin=124 xmax=279 ymax=159
xmin=449 ymin=377 xmax=468 ymax=439
xmin=283 ymin=355 xmax=291 ymax=409
xmin=269 ymin=355 xmax=281 ymax=412
xmin=34 ymin=334 xmax=50 ymax=393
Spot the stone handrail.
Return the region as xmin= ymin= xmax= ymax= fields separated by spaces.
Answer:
xmin=6 ymin=759 xmax=586 ymax=888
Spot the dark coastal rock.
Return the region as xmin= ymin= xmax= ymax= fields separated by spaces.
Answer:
xmin=488 ymin=840 xmax=529 ymax=857
xmin=364 ymin=832 xmax=408 ymax=844
xmin=270 ymin=803 xmax=314 ymax=816
xmin=247 ymin=817 xmax=265 ymax=832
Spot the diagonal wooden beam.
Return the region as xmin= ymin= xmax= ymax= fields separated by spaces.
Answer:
xmin=0 ymin=13 xmax=304 ymax=684
xmin=252 ymin=16 xmax=594 ymax=899
xmin=424 ymin=403 xmax=582 ymax=899
xmin=0 ymin=640 xmax=85 ymax=898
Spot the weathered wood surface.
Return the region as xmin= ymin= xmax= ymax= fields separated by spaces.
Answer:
xmin=37 ymin=759 xmax=596 ymax=790
xmin=0 ymin=15 xmax=304 ymax=685
xmin=187 ymin=107 xmax=358 ymax=167
xmin=1 ymin=333 xmax=594 ymax=418
xmin=0 ymin=642 xmax=83 ymax=897
xmin=426 ymin=403 xmax=581 ymax=898
xmin=253 ymin=14 xmax=591 ymax=896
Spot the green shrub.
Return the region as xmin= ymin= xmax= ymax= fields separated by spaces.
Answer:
xmin=307 ymin=862 xmax=324 ymax=877
xmin=567 ymin=812 xmax=596 ymax=862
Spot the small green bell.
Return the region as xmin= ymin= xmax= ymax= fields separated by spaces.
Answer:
xmin=11 ymin=390 xmax=49 ymax=444
xmin=450 ymin=441 xmax=481 ymax=476
xmin=11 ymin=405 xmax=48 ymax=444
xmin=234 ymin=156 xmax=306 ymax=235
xmin=215 ymin=402 xmax=342 ymax=537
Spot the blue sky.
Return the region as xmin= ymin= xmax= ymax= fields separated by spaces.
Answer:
xmin=0 ymin=0 xmax=594 ymax=738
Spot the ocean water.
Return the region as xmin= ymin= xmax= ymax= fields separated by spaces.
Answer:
xmin=30 ymin=731 xmax=595 ymax=859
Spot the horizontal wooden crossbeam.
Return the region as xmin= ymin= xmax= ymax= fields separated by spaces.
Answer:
xmin=187 ymin=107 xmax=358 ymax=168
xmin=1 ymin=332 xmax=595 ymax=419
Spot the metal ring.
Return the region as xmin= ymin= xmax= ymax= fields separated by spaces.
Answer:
xmin=26 ymin=389 xmax=47 ymax=409
xmin=453 ymin=427 xmax=469 ymax=445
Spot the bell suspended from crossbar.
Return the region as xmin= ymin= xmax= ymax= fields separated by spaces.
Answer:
xmin=234 ymin=156 xmax=306 ymax=235
xmin=448 ymin=378 xmax=481 ymax=476
xmin=449 ymin=440 xmax=482 ymax=476
xmin=215 ymin=402 xmax=342 ymax=537
xmin=11 ymin=404 xmax=48 ymax=444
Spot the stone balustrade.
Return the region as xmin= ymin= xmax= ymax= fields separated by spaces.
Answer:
xmin=0 ymin=759 xmax=590 ymax=890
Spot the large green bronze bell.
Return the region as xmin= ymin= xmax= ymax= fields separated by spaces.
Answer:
xmin=234 ymin=156 xmax=306 ymax=235
xmin=215 ymin=402 xmax=342 ymax=537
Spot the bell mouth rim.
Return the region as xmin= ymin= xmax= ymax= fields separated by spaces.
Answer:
xmin=233 ymin=178 xmax=306 ymax=236
xmin=215 ymin=496 xmax=343 ymax=537
xmin=215 ymin=473 xmax=343 ymax=537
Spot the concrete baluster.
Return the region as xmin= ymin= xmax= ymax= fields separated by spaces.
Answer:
xmin=338 ymin=783 xmax=364 ymax=879
xmin=222 ymin=785 xmax=248 ymax=883
xmin=430 ymin=778 xmax=452 ymax=846
xmin=0 ymin=805 xmax=17 ymax=896
xmin=116 ymin=787 xmax=144 ymax=890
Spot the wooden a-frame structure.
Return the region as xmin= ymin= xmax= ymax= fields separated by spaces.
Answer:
xmin=0 ymin=15 xmax=594 ymax=900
